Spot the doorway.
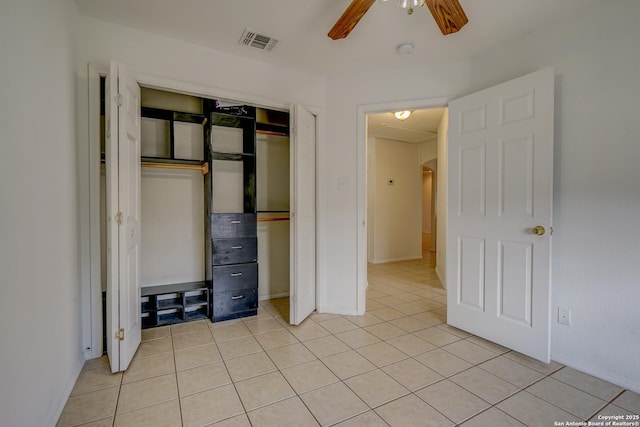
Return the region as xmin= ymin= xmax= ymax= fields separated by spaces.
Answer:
xmin=366 ymin=107 xmax=444 ymax=266
xmin=356 ymin=97 xmax=450 ymax=314
xmin=421 ymin=163 xmax=436 ymax=255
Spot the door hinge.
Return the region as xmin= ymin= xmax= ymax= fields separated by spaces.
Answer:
xmin=291 ymin=294 xmax=297 ymax=304
xmin=116 ymin=328 xmax=124 ymax=341
xmin=116 ymin=94 xmax=123 ymax=107
xmin=115 ymin=212 xmax=122 ymax=225
xmin=292 ymin=126 xmax=297 ymax=137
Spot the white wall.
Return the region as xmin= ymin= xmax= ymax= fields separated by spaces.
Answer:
xmin=435 ymin=110 xmax=449 ymax=283
xmin=367 ymin=135 xmax=377 ymax=262
xmin=420 ymin=138 xmax=438 ymax=164
xmin=141 ymin=169 xmax=205 ymax=287
xmin=257 ymin=220 xmax=290 ymax=299
xmin=257 ymin=133 xmax=291 ymax=299
xmin=420 ymin=139 xmax=438 ymax=237
xmin=424 ymin=158 xmax=438 ymax=253
xmin=464 ymin=0 xmax=640 ymax=392
xmin=422 ymin=170 xmax=433 ymax=234
xmin=328 ymin=62 xmax=470 ymax=313
xmin=76 ymin=16 xmax=326 ymax=108
xmin=369 ymin=137 xmax=423 ymax=263
xmin=0 ymin=1 xmax=82 ymax=426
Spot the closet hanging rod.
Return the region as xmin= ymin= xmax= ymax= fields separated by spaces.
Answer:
xmin=100 ymin=160 xmax=209 ymax=175
xmin=141 ymin=161 xmax=209 ymax=175
xmin=257 ymin=217 xmax=290 ymax=223
xmin=256 ymin=129 xmax=289 ymax=137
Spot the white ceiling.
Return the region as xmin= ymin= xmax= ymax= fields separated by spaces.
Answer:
xmin=368 ymin=108 xmax=445 ymax=143
xmin=74 ymin=0 xmax=599 ymax=77
xmin=75 ymin=0 xmax=598 ymax=141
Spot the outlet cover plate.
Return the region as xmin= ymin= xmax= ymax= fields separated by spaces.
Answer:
xmin=558 ymin=308 xmax=572 ymax=326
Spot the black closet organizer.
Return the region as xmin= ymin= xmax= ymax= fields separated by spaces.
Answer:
xmin=205 ymin=103 xmax=259 ymax=322
xmin=139 ymin=106 xmax=211 ymax=329
xmin=140 ymin=101 xmax=260 ymax=328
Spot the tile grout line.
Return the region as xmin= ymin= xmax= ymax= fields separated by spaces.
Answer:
xmin=238 ymin=315 xmax=323 ymax=426
xmin=65 ymin=254 xmax=637 ymax=427
xmin=170 ymin=328 xmax=185 ymax=427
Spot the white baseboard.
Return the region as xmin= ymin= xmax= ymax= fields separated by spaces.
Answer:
xmin=259 ymin=292 xmax=289 ymax=301
xmin=368 ymin=255 xmax=423 ymax=264
xmin=552 ymin=356 xmax=640 ymax=394
xmin=49 ymin=355 xmax=85 ymax=427
xmin=435 ymin=267 xmax=445 ymax=289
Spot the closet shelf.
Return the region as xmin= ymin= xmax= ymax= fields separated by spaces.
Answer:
xmin=142 ymin=106 xmax=206 ymax=125
xmin=256 ymin=121 xmax=289 ymax=137
xmin=141 ymin=281 xmax=210 ymax=329
xmin=142 ymin=281 xmax=208 ymax=296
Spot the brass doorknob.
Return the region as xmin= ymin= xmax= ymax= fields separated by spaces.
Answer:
xmin=532 ymin=226 xmax=546 ymax=236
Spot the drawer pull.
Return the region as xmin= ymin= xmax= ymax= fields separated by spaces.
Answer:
xmin=231 ymin=295 xmax=244 ymax=300
xmin=231 ymin=246 xmax=243 ymax=249
xmin=230 ymin=220 xmax=241 ymax=224
xmin=230 ymin=272 xmax=243 ymax=277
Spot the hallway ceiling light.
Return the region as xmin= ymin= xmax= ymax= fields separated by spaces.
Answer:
xmin=394 ymin=110 xmax=412 ymax=121
xmin=396 ymin=42 xmax=415 ymax=55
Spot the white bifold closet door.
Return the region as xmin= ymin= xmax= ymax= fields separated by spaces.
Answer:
xmin=290 ymin=105 xmax=317 ymax=325
xmin=105 ymin=60 xmax=142 ymax=373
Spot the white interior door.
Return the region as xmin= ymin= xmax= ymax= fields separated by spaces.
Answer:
xmin=105 ymin=60 xmax=142 ymax=372
xmin=290 ymin=105 xmax=317 ymax=325
xmin=446 ymin=68 xmax=554 ymax=362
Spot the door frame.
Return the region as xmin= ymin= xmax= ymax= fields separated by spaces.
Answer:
xmin=356 ymin=96 xmax=450 ymax=315
xmin=84 ymin=64 xmax=324 ymax=359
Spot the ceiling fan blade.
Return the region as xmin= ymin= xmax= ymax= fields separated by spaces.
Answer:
xmin=328 ymin=0 xmax=376 ymax=40
xmin=424 ymin=0 xmax=468 ymax=35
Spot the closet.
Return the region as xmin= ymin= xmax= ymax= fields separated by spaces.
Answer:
xmin=137 ymin=88 xmax=210 ymax=328
xmin=255 ymin=109 xmax=291 ymax=302
xmin=100 ymin=82 xmax=291 ymax=330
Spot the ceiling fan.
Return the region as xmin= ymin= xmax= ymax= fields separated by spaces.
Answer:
xmin=328 ymin=0 xmax=468 ymax=40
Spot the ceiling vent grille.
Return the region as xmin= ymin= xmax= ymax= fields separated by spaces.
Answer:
xmin=239 ymin=29 xmax=278 ymax=51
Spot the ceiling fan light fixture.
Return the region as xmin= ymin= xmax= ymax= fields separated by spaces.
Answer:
xmin=328 ymin=0 xmax=467 ymax=41
xmin=397 ymin=0 xmax=422 ymax=8
xmin=394 ymin=110 xmax=412 ymax=120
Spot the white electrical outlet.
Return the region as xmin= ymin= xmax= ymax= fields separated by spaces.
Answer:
xmin=558 ymin=308 xmax=572 ymax=326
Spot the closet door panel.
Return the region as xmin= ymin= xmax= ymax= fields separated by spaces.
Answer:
xmin=213 ymin=263 xmax=258 ymax=293
xmin=212 ymin=238 xmax=257 ymax=265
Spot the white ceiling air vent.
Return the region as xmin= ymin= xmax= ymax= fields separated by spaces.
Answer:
xmin=239 ymin=28 xmax=278 ymax=51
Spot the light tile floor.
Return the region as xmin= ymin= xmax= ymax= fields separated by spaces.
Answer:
xmin=58 ymin=253 xmax=640 ymax=426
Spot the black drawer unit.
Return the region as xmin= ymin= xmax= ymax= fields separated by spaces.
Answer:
xmin=212 ymin=237 xmax=258 ymax=265
xmin=205 ymin=104 xmax=259 ymax=323
xmin=213 ymin=263 xmax=259 ymax=293
xmin=212 ymin=288 xmax=258 ymax=322
xmin=211 ymin=213 xmax=257 ymax=238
